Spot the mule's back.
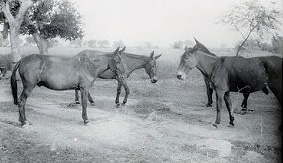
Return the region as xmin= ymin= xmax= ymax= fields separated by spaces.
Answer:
xmin=215 ymin=56 xmax=268 ymax=92
xmin=18 ymin=54 xmax=99 ymax=90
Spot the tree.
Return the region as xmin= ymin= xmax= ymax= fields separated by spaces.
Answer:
xmin=20 ymin=0 xmax=83 ymax=55
xmin=70 ymin=39 xmax=83 ymax=48
xmin=84 ymin=39 xmax=97 ymax=48
xmin=24 ymin=36 xmax=35 ymax=45
xmin=218 ymin=0 xmax=281 ymax=56
xmin=1 ymin=0 xmax=34 ymax=63
xmin=173 ymin=41 xmax=183 ymax=49
xmin=183 ymin=39 xmax=194 ymax=47
xmin=97 ymin=40 xmax=110 ymax=48
xmin=113 ymin=39 xmax=124 ymax=48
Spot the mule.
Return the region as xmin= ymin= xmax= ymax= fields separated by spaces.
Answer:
xmin=11 ymin=47 xmax=127 ymax=127
xmin=192 ymin=39 xmax=269 ymax=114
xmin=177 ymin=40 xmax=282 ymax=127
xmin=75 ymin=47 xmax=162 ymax=107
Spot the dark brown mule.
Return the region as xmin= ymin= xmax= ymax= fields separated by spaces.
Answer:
xmin=177 ymin=40 xmax=282 ymax=127
xmin=192 ymin=39 xmax=269 ymax=114
xmin=11 ymin=47 xmax=126 ymax=127
xmin=75 ymin=47 xmax=161 ymax=107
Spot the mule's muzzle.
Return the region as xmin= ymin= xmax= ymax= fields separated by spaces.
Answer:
xmin=151 ymin=79 xmax=158 ymax=83
xmin=177 ymin=75 xmax=182 ymax=80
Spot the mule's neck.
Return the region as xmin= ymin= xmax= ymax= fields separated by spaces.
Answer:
xmin=123 ymin=53 xmax=149 ymax=77
xmin=91 ymin=57 xmax=112 ymax=77
xmin=194 ymin=52 xmax=219 ymax=78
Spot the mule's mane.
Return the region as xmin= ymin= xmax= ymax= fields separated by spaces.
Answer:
xmin=123 ymin=52 xmax=150 ymax=60
xmin=194 ymin=49 xmax=218 ymax=59
xmin=190 ymin=43 xmax=216 ymax=56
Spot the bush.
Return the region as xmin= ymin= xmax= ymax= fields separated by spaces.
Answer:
xmin=0 ymin=54 xmax=12 ymax=71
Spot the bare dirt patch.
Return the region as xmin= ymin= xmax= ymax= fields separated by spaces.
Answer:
xmin=0 ymin=53 xmax=282 ymax=163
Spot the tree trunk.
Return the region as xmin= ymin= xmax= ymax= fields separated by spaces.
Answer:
xmin=9 ymin=27 xmax=22 ymax=62
xmin=32 ymin=33 xmax=49 ymax=55
xmin=1 ymin=21 xmax=9 ymax=40
xmin=236 ymin=26 xmax=256 ymax=56
xmin=2 ymin=0 xmax=33 ymax=69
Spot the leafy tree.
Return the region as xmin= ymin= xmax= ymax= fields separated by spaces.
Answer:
xmin=218 ymin=0 xmax=281 ymax=55
xmin=69 ymin=39 xmax=83 ymax=48
xmin=173 ymin=41 xmax=183 ymax=49
xmin=113 ymin=39 xmax=124 ymax=48
xmin=24 ymin=36 xmax=35 ymax=45
xmin=97 ymin=40 xmax=110 ymax=48
xmin=183 ymin=40 xmax=194 ymax=47
xmin=20 ymin=0 xmax=83 ymax=55
xmin=83 ymin=39 xmax=97 ymax=48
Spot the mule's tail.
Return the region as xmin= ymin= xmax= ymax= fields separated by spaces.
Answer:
xmin=11 ymin=61 xmax=21 ymax=105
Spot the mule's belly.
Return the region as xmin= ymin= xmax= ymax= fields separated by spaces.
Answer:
xmin=99 ymin=70 xmax=116 ymax=79
xmin=229 ymin=79 xmax=267 ymax=93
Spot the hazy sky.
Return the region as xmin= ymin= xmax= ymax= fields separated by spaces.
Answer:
xmin=69 ymin=0 xmax=282 ymax=48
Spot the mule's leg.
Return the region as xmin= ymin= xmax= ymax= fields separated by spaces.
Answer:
xmin=213 ymin=90 xmax=224 ymax=127
xmin=268 ymin=84 xmax=282 ymax=107
xmin=204 ymin=78 xmax=213 ymax=107
xmin=115 ymin=82 xmax=122 ymax=108
xmin=268 ymin=81 xmax=282 ymax=130
xmin=240 ymin=92 xmax=250 ymax=114
xmin=80 ymin=87 xmax=90 ymax=124
xmin=224 ymin=92 xmax=235 ymax=126
xmin=18 ymin=85 xmax=35 ymax=126
xmin=122 ymin=81 xmax=130 ymax=105
xmin=87 ymin=92 xmax=95 ymax=105
xmin=75 ymin=89 xmax=80 ymax=104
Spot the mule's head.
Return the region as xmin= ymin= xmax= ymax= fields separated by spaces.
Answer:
xmin=109 ymin=47 xmax=127 ymax=79
xmin=192 ymin=38 xmax=213 ymax=54
xmin=176 ymin=46 xmax=198 ymax=80
xmin=144 ymin=51 xmax=162 ymax=83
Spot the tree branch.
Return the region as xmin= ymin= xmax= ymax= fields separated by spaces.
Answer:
xmin=15 ymin=0 xmax=33 ymax=23
xmin=2 ymin=0 xmax=15 ymax=23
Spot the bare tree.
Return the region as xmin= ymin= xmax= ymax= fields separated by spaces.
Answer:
xmin=218 ymin=0 xmax=281 ymax=56
xmin=1 ymin=0 xmax=34 ymax=63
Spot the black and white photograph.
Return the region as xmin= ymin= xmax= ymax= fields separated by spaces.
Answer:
xmin=0 ymin=0 xmax=282 ymax=162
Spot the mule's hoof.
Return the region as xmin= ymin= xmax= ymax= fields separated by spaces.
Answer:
xmin=228 ymin=123 xmax=234 ymax=127
xmin=90 ymin=102 xmax=95 ymax=106
xmin=20 ymin=121 xmax=27 ymax=127
xmin=116 ymin=103 xmax=120 ymax=108
xmin=122 ymin=102 xmax=126 ymax=106
xmin=206 ymin=104 xmax=212 ymax=107
xmin=240 ymin=110 xmax=247 ymax=115
xmin=84 ymin=119 xmax=90 ymax=124
xmin=75 ymin=101 xmax=80 ymax=104
xmin=212 ymin=123 xmax=218 ymax=128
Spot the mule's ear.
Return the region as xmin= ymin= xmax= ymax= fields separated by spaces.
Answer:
xmin=154 ymin=53 xmax=162 ymax=60
xmin=112 ymin=47 xmax=120 ymax=57
xmin=184 ymin=46 xmax=189 ymax=51
xmin=150 ymin=51 xmax=154 ymax=58
xmin=119 ymin=46 xmax=126 ymax=53
xmin=194 ymin=37 xmax=200 ymax=45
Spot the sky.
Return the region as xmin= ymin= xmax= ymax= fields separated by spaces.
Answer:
xmin=69 ymin=0 xmax=283 ymax=48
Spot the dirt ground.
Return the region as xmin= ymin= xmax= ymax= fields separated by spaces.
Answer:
xmin=0 ymin=49 xmax=282 ymax=163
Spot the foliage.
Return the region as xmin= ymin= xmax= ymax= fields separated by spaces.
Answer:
xmin=172 ymin=41 xmax=183 ymax=49
xmin=83 ymin=39 xmax=97 ymax=48
xmin=218 ymin=0 xmax=282 ymax=55
xmin=113 ymin=40 xmax=125 ymax=48
xmin=20 ymin=0 xmax=83 ymax=41
xmin=25 ymin=36 xmax=36 ymax=45
xmin=97 ymin=40 xmax=110 ymax=48
xmin=70 ymin=39 xmax=83 ymax=47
